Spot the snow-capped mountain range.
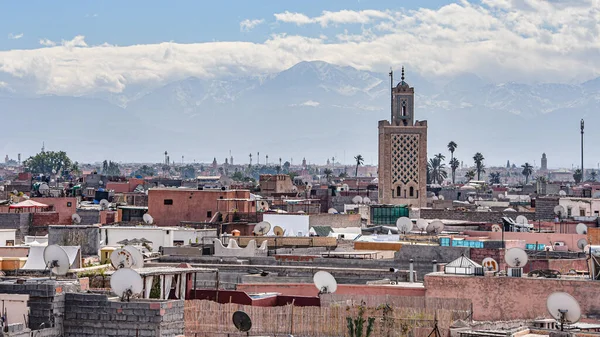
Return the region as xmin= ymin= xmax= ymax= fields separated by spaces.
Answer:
xmin=1 ymin=60 xmax=598 ymax=168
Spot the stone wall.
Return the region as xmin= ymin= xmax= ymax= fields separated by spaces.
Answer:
xmin=76 ymin=209 xmax=101 ymax=225
xmin=395 ymin=245 xmax=471 ymax=277
xmin=535 ymin=196 xmax=560 ymax=220
xmin=63 ymin=293 xmax=184 ymax=337
xmin=48 ymin=225 xmax=100 ymax=256
xmin=420 ymin=209 xmax=535 ymax=223
xmin=309 ymin=213 xmax=361 ymax=228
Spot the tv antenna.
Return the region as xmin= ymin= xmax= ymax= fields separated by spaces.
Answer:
xmin=110 ymin=268 xmax=143 ymax=302
xmin=142 ymin=213 xmax=154 ymax=225
xmin=396 ymin=217 xmax=413 ymax=234
xmin=313 ymin=271 xmax=337 ymax=295
xmin=43 ymin=245 xmax=70 ymax=278
xmin=232 ymin=311 xmax=252 ymax=335
xmin=71 ymin=213 xmax=81 ymax=225
xmin=546 ymin=292 xmax=581 ymax=331
xmin=110 ymin=248 xmax=134 ymax=269
xmin=253 ymin=221 xmax=271 ymax=236
xmin=426 ymin=220 xmax=444 ymax=235
xmin=99 ymin=199 xmax=110 ymax=210
xmin=273 ymin=226 xmax=285 ymax=237
xmin=576 ymin=223 xmax=588 ymax=235
xmin=482 ymin=257 xmax=499 ymax=272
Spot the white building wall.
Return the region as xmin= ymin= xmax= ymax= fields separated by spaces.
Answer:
xmin=0 ymin=230 xmax=16 ymax=246
xmin=173 ymin=229 xmax=217 ymax=245
xmin=558 ymin=198 xmax=600 ymax=217
xmin=262 ymin=214 xmax=310 ymax=237
xmin=100 ymin=227 xmax=175 ymax=252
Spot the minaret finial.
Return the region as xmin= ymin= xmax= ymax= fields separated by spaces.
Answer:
xmin=401 ymin=66 xmax=405 ymax=82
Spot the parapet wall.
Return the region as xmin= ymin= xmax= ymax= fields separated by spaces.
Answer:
xmin=308 ymin=213 xmax=362 ymax=228
xmin=420 ymin=209 xmax=535 ymax=223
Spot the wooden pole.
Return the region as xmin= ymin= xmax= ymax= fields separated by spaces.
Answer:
xmin=290 ymin=299 xmax=295 ymax=335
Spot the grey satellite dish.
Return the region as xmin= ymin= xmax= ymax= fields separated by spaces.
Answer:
xmin=12 ymin=189 xmax=18 ymax=195
xmin=142 ymin=213 xmax=154 ymax=225
xmin=577 ymin=238 xmax=588 ymax=251
xmin=559 ymin=190 xmax=567 ymax=196
xmin=98 ymin=180 xmax=104 ymax=186
xmin=123 ymin=246 xmax=145 ymax=269
xmin=110 ymin=268 xmax=143 ymax=302
xmin=352 ymin=195 xmax=363 ymax=204
xmin=43 ymin=245 xmax=70 ymax=277
xmin=554 ymin=205 xmax=566 ymax=217
xmin=426 ymin=220 xmax=444 ymax=235
xmin=482 ymin=257 xmax=499 ymax=272
xmin=327 ymin=208 xmax=338 ymax=214
xmin=232 ymin=311 xmax=252 ymax=333
xmin=38 ymin=183 xmax=50 ymax=195
xmin=515 ymin=215 xmax=528 ymax=225
xmin=505 ymin=247 xmax=528 ymax=268
xmin=342 ymin=183 xmax=349 ymax=191
xmin=363 ymin=196 xmax=371 ymax=204
xmin=416 ymin=219 xmax=428 ymax=231
xmin=71 ymin=213 xmax=81 ymax=224
xmin=253 ymin=221 xmax=271 ymax=236
xmin=396 ymin=217 xmax=413 ymax=234
xmin=110 ymin=248 xmax=134 ymax=269
xmin=99 ymin=199 xmax=110 ymax=210
xmin=547 ymin=292 xmax=581 ymax=331
xmin=313 ymin=271 xmax=337 ymax=294
xmin=576 ymin=223 xmax=587 ymax=235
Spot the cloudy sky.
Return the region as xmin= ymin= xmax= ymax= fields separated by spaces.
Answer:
xmin=1 ymin=0 xmax=599 ymax=96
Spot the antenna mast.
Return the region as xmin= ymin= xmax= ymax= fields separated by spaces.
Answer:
xmin=581 ymin=119 xmax=585 ymax=180
xmin=389 ymin=68 xmax=393 ymax=123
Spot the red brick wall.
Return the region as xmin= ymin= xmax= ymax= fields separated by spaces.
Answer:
xmin=31 ymin=197 xmax=77 ymax=225
xmin=31 ymin=212 xmax=60 ymax=226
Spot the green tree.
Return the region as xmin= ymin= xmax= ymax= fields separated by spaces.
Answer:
xmin=489 ymin=171 xmax=501 ymax=184
xmin=275 ymin=165 xmax=281 ymax=174
xmin=465 ymin=170 xmax=476 ymax=182
xmin=179 ymin=165 xmax=196 ymax=179
xmin=590 ymin=171 xmax=598 ymax=182
xmin=323 ymin=168 xmax=333 ymax=182
xmin=447 ymin=141 xmax=457 ymax=161
xmin=573 ymin=169 xmax=583 ymax=184
xmin=354 ymin=154 xmax=364 ymax=177
xmin=435 ymin=153 xmax=446 ymax=162
xmin=473 ymin=152 xmax=486 ymax=180
xmin=427 ymin=157 xmax=447 ymax=185
xmin=24 ymin=151 xmax=73 ymax=175
xmin=346 ymin=302 xmax=375 ymax=337
xmin=231 ymin=171 xmax=245 ymax=181
xmin=104 ymin=161 xmax=121 ymax=176
xmin=339 ymin=171 xmax=348 ymax=178
xmin=450 ymin=157 xmax=459 ymax=185
xmin=134 ymin=165 xmax=155 ymax=177
xmin=521 ymin=163 xmax=533 ymax=184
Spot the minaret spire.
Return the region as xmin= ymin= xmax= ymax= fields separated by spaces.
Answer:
xmin=401 ymin=66 xmax=405 ymax=82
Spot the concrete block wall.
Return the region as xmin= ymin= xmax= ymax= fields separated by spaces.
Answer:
xmin=535 ymin=197 xmax=560 ymax=220
xmin=48 ymin=225 xmax=99 ymax=256
xmin=0 ymin=282 xmax=65 ymax=331
xmin=63 ymin=293 xmax=184 ymax=337
xmin=309 ymin=213 xmax=362 ymax=228
xmin=420 ymin=209 xmax=535 ymax=223
xmin=76 ymin=209 xmax=101 ymax=225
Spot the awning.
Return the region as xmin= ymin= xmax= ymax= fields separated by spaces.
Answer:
xmin=9 ymin=200 xmax=49 ymax=209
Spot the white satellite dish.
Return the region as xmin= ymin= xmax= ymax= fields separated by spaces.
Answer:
xmin=363 ymin=196 xmax=371 ymax=204
xmin=482 ymin=257 xmax=499 ymax=272
xmin=515 ymin=215 xmax=528 ymax=225
xmin=71 ymin=213 xmax=81 ymax=224
xmin=490 ymin=224 xmax=501 ymax=232
xmin=123 ymin=246 xmax=145 ymax=269
xmin=110 ymin=268 xmax=143 ymax=301
xmin=396 ymin=217 xmax=413 ymax=234
xmin=426 ymin=220 xmax=444 ymax=235
xmin=416 ymin=219 xmax=429 ymax=231
xmin=99 ymin=180 xmax=104 ymax=186
xmin=313 ymin=271 xmax=337 ymax=294
xmin=576 ymin=238 xmax=588 ymax=251
xmin=576 ymin=223 xmax=587 ymax=235
xmin=43 ymin=245 xmax=70 ymax=277
xmin=38 ymin=183 xmax=50 ymax=194
xmin=352 ymin=195 xmax=363 ymax=204
xmin=547 ymin=292 xmax=581 ymax=330
xmin=257 ymin=200 xmax=269 ymax=211
xmin=110 ymin=248 xmax=134 ymax=269
xmin=327 ymin=208 xmax=338 ymax=214
xmin=253 ymin=221 xmax=271 ymax=236
xmin=438 ymin=195 xmax=445 ymax=200
xmin=142 ymin=213 xmax=154 ymax=225
xmin=467 ymin=196 xmax=474 ymax=203
xmin=342 ymin=183 xmax=349 ymax=191
xmin=505 ymin=247 xmax=528 ymax=268
xmin=559 ymin=190 xmax=567 ymax=196
xmin=554 ymin=205 xmax=566 ymax=218
xmin=99 ymin=199 xmax=110 ymax=210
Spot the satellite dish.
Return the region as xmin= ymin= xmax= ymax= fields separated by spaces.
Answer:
xmin=482 ymin=257 xmax=499 ymax=272
xmin=43 ymin=245 xmax=70 ymax=276
xmin=38 ymin=183 xmax=50 ymax=194
xmin=576 ymin=223 xmax=587 ymax=235
xmin=253 ymin=221 xmax=271 ymax=236
xmin=577 ymin=238 xmax=588 ymax=251
xmin=342 ymin=183 xmax=349 ymax=191
xmin=438 ymin=195 xmax=445 ymax=200
xmin=232 ymin=311 xmax=252 ymax=333
xmin=363 ymin=197 xmax=371 ymax=204
xmin=52 ymin=169 xmax=57 ymax=174
xmin=99 ymin=199 xmax=110 ymax=210
xmin=395 ymin=217 xmax=413 ymax=234
xmin=467 ymin=196 xmax=474 ymax=203
xmin=516 ymin=215 xmax=528 ymax=225
xmin=71 ymin=213 xmax=81 ymax=224
xmin=416 ymin=219 xmax=429 ymax=231
xmin=110 ymin=268 xmax=143 ymax=301
xmin=547 ymin=292 xmax=581 ymax=330
xmin=554 ymin=205 xmax=566 ymax=217
xmin=327 ymin=208 xmax=338 ymax=214
xmin=426 ymin=220 xmax=444 ymax=235
xmin=559 ymin=190 xmax=567 ymax=196
xmin=274 ymin=226 xmax=285 ymax=236
xmin=505 ymin=247 xmax=528 ymax=268
xmin=143 ymin=213 xmax=154 ymax=225
xmin=313 ymin=271 xmax=337 ymax=294
xmin=98 ymin=180 xmax=104 ymax=186
xmin=11 ymin=189 xmax=18 ymax=195
xmin=491 ymin=224 xmax=502 ymax=232
xmin=352 ymin=196 xmax=363 ymax=204
xmin=123 ymin=246 xmax=145 ymax=269
xmin=110 ymin=248 xmax=134 ymax=269
xmin=257 ymin=200 xmax=269 ymax=211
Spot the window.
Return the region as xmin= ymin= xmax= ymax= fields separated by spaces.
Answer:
xmin=207 ymin=211 xmax=212 ymax=218
xmin=580 ymin=209 xmax=586 ymax=217
xmin=567 ymin=207 xmax=572 ymax=217
xmin=164 ymin=199 xmax=173 ymax=205
xmin=396 ymin=186 xmax=401 ymax=197
xmin=409 ymin=186 xmax=414 ymax=197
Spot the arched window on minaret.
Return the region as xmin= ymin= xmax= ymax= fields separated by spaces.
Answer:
xmin=396 ymin=186 xmax=401 ymax=198
xmin=409 ymin=186 xmax=414 ymax=197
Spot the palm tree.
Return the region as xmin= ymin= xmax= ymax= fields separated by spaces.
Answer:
xmin=435 ymin=153 xmax=446 ymax=162
xmin=354 ymin=155 xmax=364 ymax=177
xmin=489 ymin=172 xmax=501 ymax=184
xmin=591 ymin=170 xmax=598 ymax=182
xmin=427 ymin=158 xmax=448 ymax=185
xmin=473 ymin=152 xmax=485 ymax=180
xmin=521 ymin=163 xmax=533 ymax=184
xmin=573 ymin=169 xmax=583 ymax=184
xmin=447 ymin=141 xmax=457 ymax=161
xmin=275 ymin=165 xmax=281 ymax=174
xmin=465 ymin=170 xmax=476 ymax=182
xmin=323 ymin=168 xmax=333 ymax=182
xmin=450 ymin=157 xmax=459 ymax=185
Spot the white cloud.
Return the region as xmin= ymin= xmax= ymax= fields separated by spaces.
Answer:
xmin=39 ymin=38 xmax=56 ymax=47
xmin=240 ymin=19 xmax=265 ymax=32
xmin=1 ymin=2 xmax=600 ymax=96
xmin=294 ymin=100 xmax=320 ymax=107
xmin=8 ymin=33 xmax=24 ymax=40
